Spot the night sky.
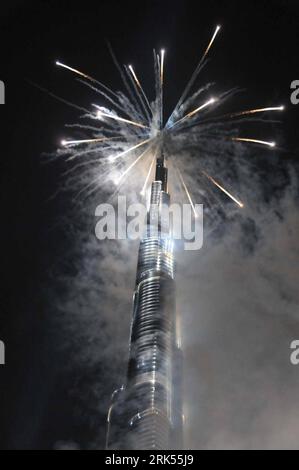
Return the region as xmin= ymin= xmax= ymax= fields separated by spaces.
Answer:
xmin=0 ymin=0 xmax=298 ymax=450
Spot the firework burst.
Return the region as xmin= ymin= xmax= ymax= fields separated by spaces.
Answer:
xmin=55 ymin=25 xmax=284 ymax=215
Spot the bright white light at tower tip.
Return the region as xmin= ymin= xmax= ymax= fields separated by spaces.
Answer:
xmin=216 ymin=25 xmax=221 ymax=31
xmin=279 ymin=105 xmax=285 ymax=111
xmin=61 ymin=139 xmax=67 ymax=146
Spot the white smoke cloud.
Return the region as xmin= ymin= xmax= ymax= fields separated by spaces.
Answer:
xmin=50 ymin=170 xmax=299 ymax=450
xmin=179 ymin=181 xmax=299 ymax=449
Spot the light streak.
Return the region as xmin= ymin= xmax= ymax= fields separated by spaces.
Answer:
xmin=128 ymin=65 xmax=141 ymax=88
xmin=232 ymin=137 xmax=276 ymax=147
xmin=128 ymin=64 xmax=152 ymax=114
xmin=140 ymin=154 xmax=156 ymax=196
xmin=108 ymin=138 xmax=151 ymax=163
xmin=202 ymin=25 xmax=221 ymax=61
xmin=170 ymin=98 xmax=216 ymax=128
xmin=160 ymin=49 xmax=165 ymax=85
xmin=177 ymin=169 xmax=198 ymax=218
xmin=230 ymin=106 xmax=284 ymax=118
xmin=96 ymin=109 xmax=149 ymax=129
xmin=56 ymin=61 xmax=94 ymax=81
xmin=116 ymin=144 xmax=152 ymax=186
xmin=61 ymin=137 xmax=120 ymax=146
xmin=201 ymin=170 xmax=244 ymax=208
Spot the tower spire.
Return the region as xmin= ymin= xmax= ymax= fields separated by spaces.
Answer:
xmin=106 ymin=152 xmax=183 ymax=450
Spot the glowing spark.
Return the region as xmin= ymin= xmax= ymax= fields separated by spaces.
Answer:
xmin=177 ymin=170 xmax=198 ymax=218
xmin=96 ymin=109 xmax=149 ymax=129
xmin=109 ymin=138 xmax=151 ymax=163
xmin=186 ymin=97 xmax=216 ymax=118
xmin=61 ymin=137 xmax=120 ymax=147
xmin=128 ymin=65 xmax=141 ymax=88
xmin=232 ymin=137 xmax=276 ymax=148
xmin=202 ymin=170 xmax=244 ymax=208
xmin=140 ymin=155 xmax=156 ymax=196
xmin=160 ymin=49 xmax=165 ymax=85
xmin=170 ymin=98 xmax=216 ymax=128
xmin=203 ymin=25 xmax=221 ymax=60
xmin=116 ymin=144 xmax=151 ymax=185
xmin=56 ymin=61 xmax=94 ymax=81
xmin=231 ymin=106 xmax=284 ymax=118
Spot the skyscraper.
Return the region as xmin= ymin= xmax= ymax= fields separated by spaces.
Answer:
xmin=106 ymin=154 xmax=183 ymax=450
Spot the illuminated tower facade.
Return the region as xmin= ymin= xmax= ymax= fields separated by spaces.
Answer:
xmin=106 ymin=154 xmax=183 ymax=450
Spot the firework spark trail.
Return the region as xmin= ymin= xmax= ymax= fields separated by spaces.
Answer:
xmin=61 ymin=137 xmax=122 ymax=147
xmin=160 ymin=49 xmax=166 ymax=128
xmin=28 ymin=80 xmax=90 ymax=114
xmin=140 ymin=152 xmax=157 ymax=196
xmin=72 ymin=150 xmax=133 ymax=202
xmin=128 ymin=65 xmax=153 ymax=117
xmin=115 ymin=143 xmax=153 ymax=186
xmin=203 ymin=25 xmax=221 ymax=60
xmin=107 ymin=42 xmax=146 ymax=123
xmin=56 ymin=61 xmax=95 ymax=81
xmin=176 ymin=166 xmax=198 ymax=218
xmin=232 ymin=137 xmax=276 ymax=148
xmin=63 ymin=142 xmax=124 ymax=162
xmin=56 ymin=62 xmax=147 ymax=132
xmin=230 ymin=106 xmax=284 ymax=118
xmin=156 ymin=52 xmax=163 ymax=129
xmin=108 ymin=138 xmax=152 ymax=163
xmin=56 ymin=61 xmax=122 ymax=104
xmin=95 ymin=107 xmax=149 ymax=129
xmin=160 ymin=49 xmax=165 ymax=86
xmin=168 ymin=97 xmax=216 ymax=129
xmin=201 ymin=170 xmax=244 ymax=208
xmin=174 ymin=82 xmax=215 ymax=119
xmin=125 ymin=66 xmax=151 ymax=124
xmin=167 ymin=25 xmax=221 ymax=126
xmin=78 ymin=79 xmax=138 ymax=120
xmin=181 ymin=104 xmax=285 ymax=130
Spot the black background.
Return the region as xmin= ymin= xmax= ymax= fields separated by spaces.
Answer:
xmin=0 ymin=0 xmax=298 ymax=449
